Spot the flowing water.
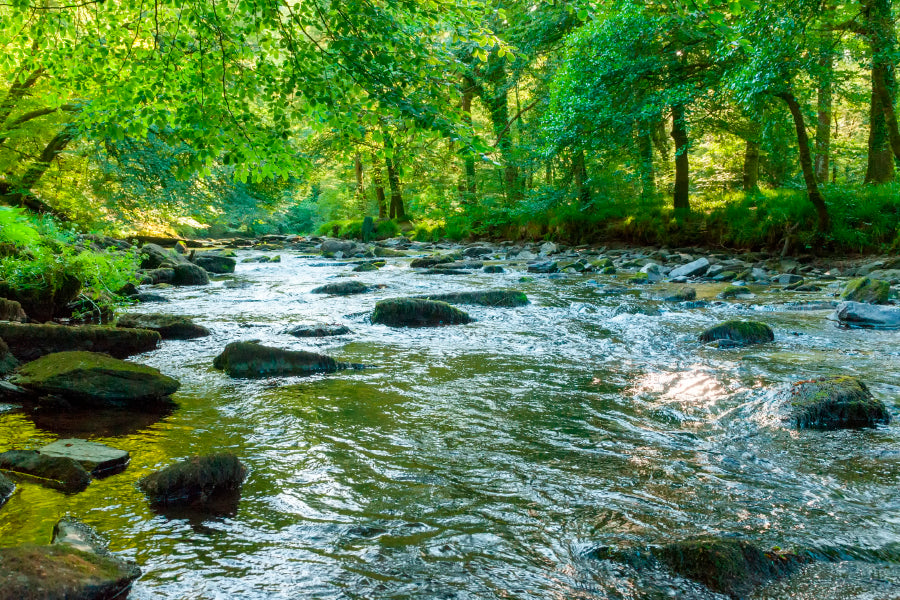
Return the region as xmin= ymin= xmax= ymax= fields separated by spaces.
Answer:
xmin=1 ymin=248 xmax=899 ymax=599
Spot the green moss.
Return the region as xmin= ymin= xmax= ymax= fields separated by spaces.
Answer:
xmin=718 ymin=285 xmax=748 ymax=299
xmin=372 ymin=298 xmax=472 ymax=327
xmin=788 ymin=376 xmax=891 ymax=429
xmin=629 ymin=272 xmax=650 ymax=284
xmin=140 ymin=452 xmax=246 ymax=506
xmin=699 ymin=320 xmax=774 ymax=346
xmin=841 ymin=277 xmax=890 ymax=304
xmin=0 ymin=544 xmax=140 ymax=596
xmin=415 ymin=290 xmax=529 ymax=307
xmin=374 ymin=246 xmax=408 ymax=257
xmin=310 ymin=281 xmax=370 ymax=295
xmin=212 ymin=341 xmax=346 ymax=378
xmin=0 ymin=322 xmax=160 ymax=362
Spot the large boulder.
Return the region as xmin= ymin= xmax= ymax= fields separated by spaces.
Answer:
xmin=698 ymin=320 xmax=774 ymax=347
xmin=310 ymin=281 xmax=370 ymax=295
xmin=140 ymin=267 xmax=175 ymax=285
xmin=841 ymin=277 xmax=890 ymax=304
xmin=786 ymin=376 xmax=891 ymax=430
xmin=0 ymin=298 xmax=25 ymax=322
xmin=668 ymin=257 xmax=710 ymax=279
xmin=139 ymin=453 xmax=247 ymax=506
xmin=0 ymin=450 xmax=91 ymax=493
xmin=0 ymin=322 xmax=160 ymax=362
xmin=116 ymin=313 xmax=210 ymax=340
xmin=11 ymin=351 xmax=180 ymax=406
xmin=372 ymin=298 xmax=472 ymax=327
xmin=0 ymin=519 xmax=141 ymax=599
xmin=139 ymin=242 xmax=187 ymax=269
xmin=192 ymin=253 xmax=236 ymax=274
xmin=213 ymin=341 xmax=349 ymax=378
xmin=832 ymin=301 xmax=900 ymax=329
xmin=414 ymin=290 xmax=529 ymax=307
xmin=171 ymin=263 xmax=210 ymax=286
xmin=320 ymin=239 xmax=356 ymax=255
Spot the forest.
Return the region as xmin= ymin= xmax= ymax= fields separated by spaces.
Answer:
xmin=0 ymin=0 xmax=899 ymax=253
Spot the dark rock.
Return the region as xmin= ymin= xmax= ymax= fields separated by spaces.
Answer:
xmin=483 ymin=265 xmax=505 ymax=273
xmin=116 ymin=313 xmax=210 ymax=339
xmin=310 ymin=281 xmax=370 ymax=295
xmin=174 ymin=241 xmax=188 ymax=254
xmin=718 ymin=285 xmax=750 ymax=300
xmin=171 ymin=263 xmax=209 ymax=286
xmin=662 ymin=287 xmax=696 ymax=302
xmin=0 ymin=298 xmax=25 ymax=322
xmin=841 ymin=277 xmax=890 ymax=304
xmin=832 ymin=301 xmax=900 ymax=329
xmin=0 ymin=472 xmax=13 ymax=507
xmin=0 ymin=322 xmax=160 ymax=362
xmin=139 ymin=453 xmax=247 ymax=507
xmin=372 ymin=298 xmax=472 ymax=327
xmin=0 ymin=274 xmax=82 ymax=322
xmin=321 ymin=239 xmax=356 ymax=255
xmin=424 ymin=268 xmax=466 ymax=275
xmin=440 ymin=261 xmax=483 ymax=270
xmin=374 ymin=246 xmax=407 ymax=257
xmin=139 ymin=243 xmax=187 ymax=269
xmin=0 ymin=542 xmax=140 ymax=599
xmin=787 ymin=377 xmax=891 ymax=430
xmin=777 ymin=273 xmax=804 ymax=285
xmin=132 ymin=293 xmax=170 ymax=303
xmin=213 ymin=341 xmax=349 ymax=378
xmin=353 ymin=262 xmax=379 ymax=272
xmin=141 ymin=267 xmax=175 ymax=285
xmin=286 ymin=324 xmax=351 ymax=338
xmin=39 ymin=439 xmax=129 ymax=477
xmin=414 ymin=290 xmax=529 ymax=307
xmin=0 ymin=450 xmax=91 ymax=493
xmin=698 ymin=320 xmax=774 ymax=347
xmin=12 ymin=351 xmax=179 ymax=406
xmin=193 ymin=254 xmax=236 ymax=274
xmin=463 ymin=246 xmax=492 ymax=258
xmin=668 ymin=257 xmax=710 ymax=279
xmin=0 ymin=337 xmax=17 ymax=376
xmin=410 ymin=256 xmax=453 ymax=268
xmin=527 ymin=261 xmax=558 ymax=274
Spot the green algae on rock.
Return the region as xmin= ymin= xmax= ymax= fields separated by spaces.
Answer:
xmin=414 ymin=290 xmax=529 ymax=307
xmin=841 ymin=277 xmax=890 ymax=304
xmin=699 ymin=320 xmax=774 ymax=347
xmin=372 ymin=298 xmax=472 ymax=327
xmin=788 ymin=376 xmax=891 ymax=430
xmin=0 ymin=322 xmax=160 ymax=362
xmin=310 ymin=280 xmax=370 ymax=295
xmin=213 ymin=341 xmax=349 ymax=378
xmin=140 ymin=452 xmax=247 ymax=507
xmin=11 ymin=351 xmax=179 ymax=405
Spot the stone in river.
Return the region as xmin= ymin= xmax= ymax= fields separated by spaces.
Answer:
xmin=116 ymin=313 xmax=210 ymax=340
xmin=0 ymin=450 xmax=91 ymax=493
xmin=371 ymin=298 xmax=472 ymax=327
xmin=213 ymin=341 xmax=350 ymax=378
xmin=310 ymin=281 xmax=370 ymax=295
xmin=786 ymin=376 xmax=891 ymax=430
xmin=831 ymin=301 xmax=900 ymax=329
xmin=139 ymin=452 xmax=247 ymax=507
xmin=840 ymin=277 xmax=890 ymax=304
xmin=698 ymin=320 xmax=774 ymax=347
xmin=668 ymin=257 xmax=710 ymax=279
xmin=39 ymin=439 xmax=130 ymax=477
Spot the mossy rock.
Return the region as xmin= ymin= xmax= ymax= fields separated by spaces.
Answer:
xmin=483 ymin=265 xmax=505 ymax=274
xmin=0 ymin=543 xmax=141 ymax=599
xmin=718 ymin=285 xmax=750 ymax=300
xmin=0 ymin=274 xmax=82 ymax=322
xmin=410 ymin=256 xmax=453 ymax=268
xmin=374 ymin=246 xmax=407 ymax=257
xmin=372 ymin=298 xmax=472 ymax=327
xmin=310 ymin=281 xmax=370 ymax=295
xmin=601 ymin=266 xmax=617 ymax=275
xmin=0 ymin=298 xmax=25 ymax=322
xmin=11 ymin=351 xmax=179 ymax=405
xmin=788 ymin=376 xmax=891 ymax=430
xmin=699 ymin=320 xmax=774 ymax=347
xmin=662 ymin=286 xmax=696 ymax=302
xmin=171 ymin=263 xmax=210 ymax=286
xmin=591 ymin=258 xmax=614 ymax=269
xmin=116 ymin=313 xmax=210 ymax=340
xmin=841 ymin=277 xmax=890 ymax=304
xmin=414 ymin=290 xmax=529 ymax=307
xmin=139 ymin=452 xmax=247 ymax=507
xmin=285 ymin=324 xmax=351 ymax=338
xmin=192 ymin=254 xmax=236 ymax=274
xmin=0 ymin=450 xmax=91 ymax=493
xmin=656 ymin=537 xmax=806 ymax=598
xmin=629 ymin=272 xmax=650 ymax=284
xmin=212 ymin=341 xmax=349 ymax=378
xmin=352 ymin=262 xmax=380 ymax=272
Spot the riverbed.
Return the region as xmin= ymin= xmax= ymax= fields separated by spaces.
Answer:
xmin=1 ymin=246 xmax=899 ymax=599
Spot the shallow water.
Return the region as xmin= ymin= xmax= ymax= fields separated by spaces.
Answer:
xmin=1 ymin=249 xmax=899 ymax=599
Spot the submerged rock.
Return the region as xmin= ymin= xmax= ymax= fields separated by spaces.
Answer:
xmin=374 ymin=246 xmax=407 ymax=257
xmin=116 ymin=313 xmax=210 ymax=340
xmin=213 ymin=341 xmax=348 ymax=378
xmin=39 ymin=439 xmax=130 ymax=477
xmin=310 ymin=281 xmax=370 ymax=295
xmin=372 ymin=298 xmax=472 ymax=327
xmin=787 ymin=377 xmax=891 ymax=430
xmin=0 ymin=322 xmax=160 ymax=362
xmin=12 ymin=351 xmax=180 ymax=406
xmin=0 ymin=450 xmax=91 ymax=493
xmin=352 ymin=262 xmax=380 ymax=272
xmin=832 ymin=301 xmax=900 ymax=329
xmin=139 ymin=452 xmax=247 ymax=506
xmin=698 ymin=320 xmax=774 ymax=347
xmin=415 ymin=290 xmax=529 ymax=307
xmin=841 ymin=277 xmax=890 ymax=304
xmin=285 ymin=324 xmax=352 ymax=338
xmin=192 ymin=254 xmax=236 ymax=274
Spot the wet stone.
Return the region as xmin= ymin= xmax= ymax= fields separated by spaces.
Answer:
xmin=0 ymin=472 xmax=13 ymax=507
xmin=832 ymin=301 xmax=900 ymax=329
xmin=310 ymin=281 xmax=370 ymax=295
xmin=841 ymin=277 xmax=890 ymax=304
xmin=787 ymin=377 xmax=891 ymax=430
xmin=39 ymin=439 xmax=130 ymax=477
xmin=372 ymin=298 xmax=472 ymax=327
xmin=414 ymin=290 xmax=529 ymax=307
xmin=213 ymin=341 xmax=351 ymax=378
xmin=699 ymin=320 xmax=774 ymax=347
xmin=139 ymin=452 xmax=247 ymax=507
xmin=116 ymin=313 xmax=210 ymax=340
xmin=0 ymin=450 xmax=91 ymax=493
xmin=286 ymin=324 xmax=352 ymax=338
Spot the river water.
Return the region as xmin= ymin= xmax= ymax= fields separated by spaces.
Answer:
xmin=1 ymin=247 xmax=899 ymax=599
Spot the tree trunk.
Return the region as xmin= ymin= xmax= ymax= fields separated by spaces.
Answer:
xmin=866 ymin=66 xmax=895 ymax=183
xmin=865 ymin=0 xmax=896 ymax=182
xmin=371 ymin=152 xmax=387 ymax=219
xmin=777 ymin=91 xmax=830 ymax=232
xmin=637 ymin=121 xmax=655 ymax=198
xmin=383 ymin=135 xmax=406 ymax=222
xmin=873 ymin=64 xmax=900 ymax=164
xmin=815 ymin=31 xmax=833 ymax=183
xmin=670 ymin=104 xmax=690 ymax=212
xmin=573 ymin=149 xmax=590 ymax=204
xmin=458 ymin=76 xmax=477 ymax=203
xmin=743 ymin=120 xmax=761 ymax=192
xmin=480 ymin=54 xmax=522 ymax=203
xmin=354 ymin=152 xmax=365 ymax=213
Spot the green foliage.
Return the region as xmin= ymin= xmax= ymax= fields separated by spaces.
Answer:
xmin=317 ymin=218 xmax=401 ymax=240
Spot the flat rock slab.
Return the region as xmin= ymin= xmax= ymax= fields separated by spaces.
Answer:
xmin=39 ymin=439 xmax=130 ymax=477
xmin=116 ymin=313 xmax=210 ymax=340
xmin=0 ymin=450 xmax=91 ymax=493
xmin=12 ymin=351 xmax=180 ymax=406
xmin=832 ymin=301 xmax=900 ymax=329
xmin=0 ymin=322 xmax=160 ymax=362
